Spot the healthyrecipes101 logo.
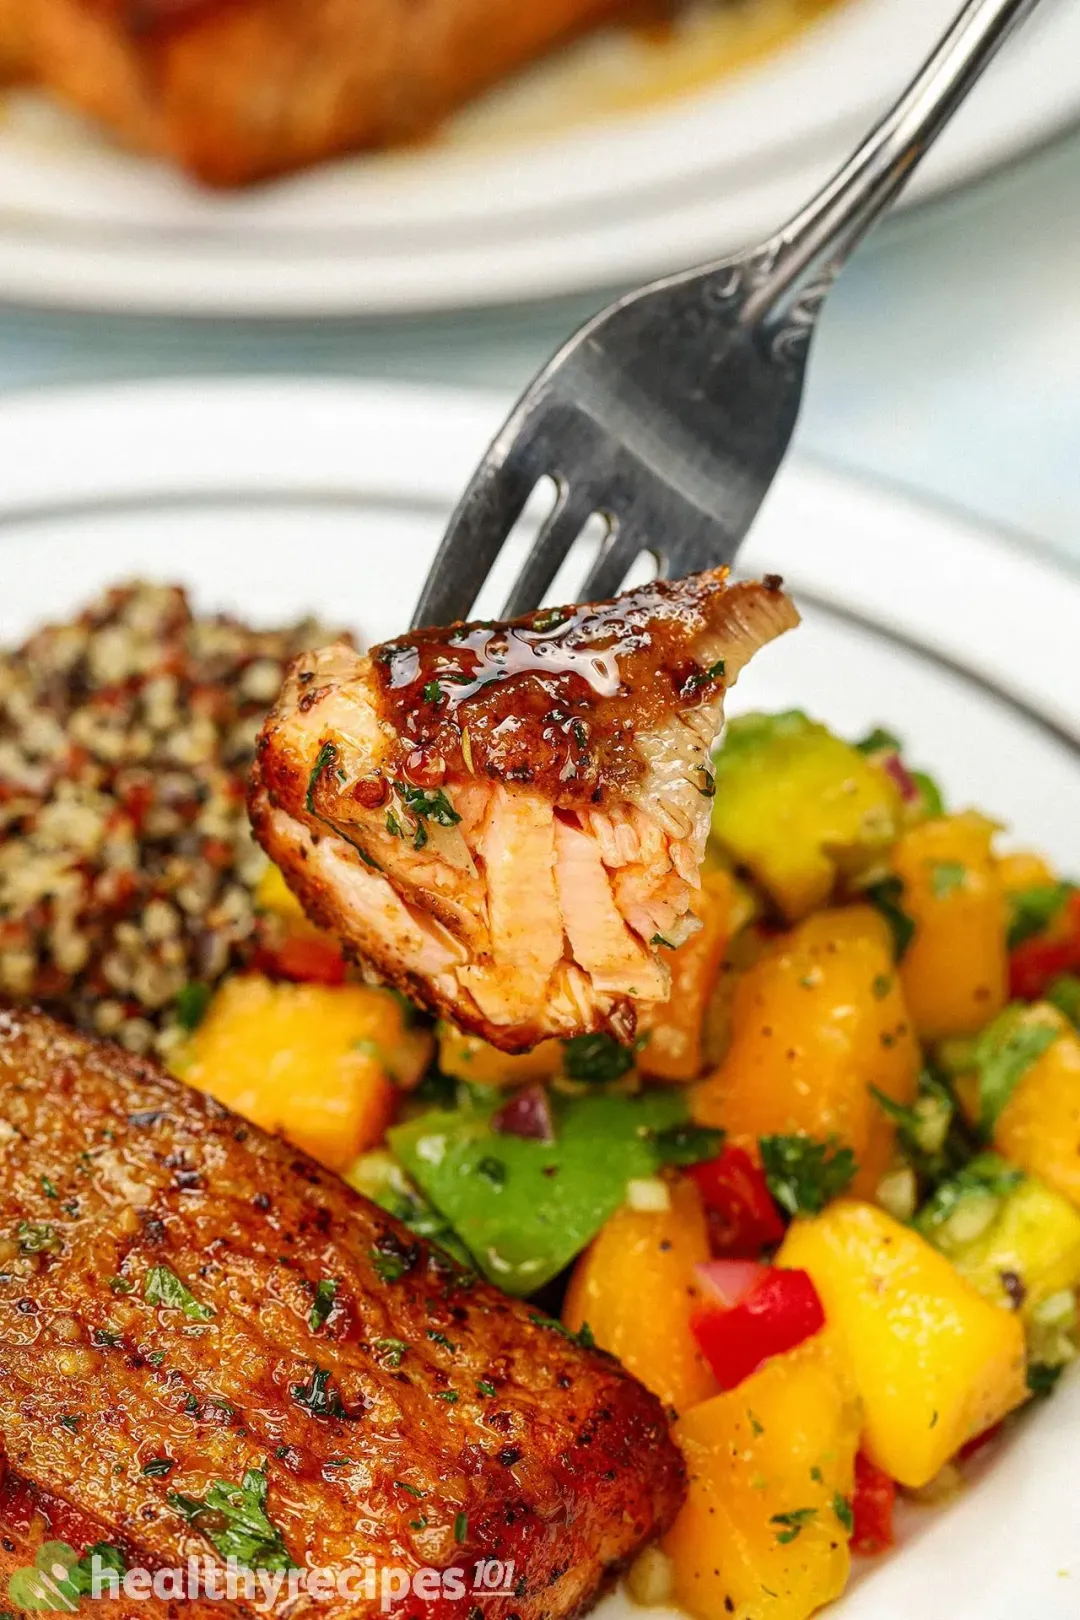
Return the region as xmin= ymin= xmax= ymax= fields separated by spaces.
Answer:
xmin=7 ymin=1544 xmax=520 ymax=1612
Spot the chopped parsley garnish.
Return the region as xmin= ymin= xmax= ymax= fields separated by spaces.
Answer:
xmin=143 ymin=1457 xmax=175 ymax=1478
xmin=144 ymin=1264 xmax=215 ymax=1321
xmin=169 ymin=1469 xmax=295 ymax=1572
xmin=476 ymin=1380 xmax=496 ymax=1398
xmin=453 ymin=1512 xmax=469 ymax=1545
xmin=427 ymin=1330 xmax=457 ymax=1352
xmin=373 ymin=1337 xmax=409 ymax=1368
xmin=17 ymin=1221 xmax=60 ymax=1254
xmin=865 ymin=877 xmax=916 ymax=958
xmin=305 ymin=741 xmax=338 ymax=814
xmin=395 ymin=1480 xmax=425 ymax=1499
xmin=309 ymin=1278 xmax=338 ymax=1333
xmin=93 ymin=1329 xmax=122 ymax=1348
xmin=1006 ymin=882 xmax=1075 ymax=949
xmin=386 ymin=809 xmax=404 ymax=838
xmin=973 ymin=1010 xmax=1060 ymax=1135
xmin=398 ymin=786 xmax=461 ymax=827
xmin=370 ymin=1233 xmax=419 ymax=1284
xmin=40 ymin=1176 xmax=58 ymax=1199
xmin=562 ymin=1032 xmax=634 ymax=1083
xmin=175 ymin=981 xmax=212 ymax=1033
xmin=771 ymin=1507 xmax=817 ymax=1545
xmin=109 ymin=1276 xmax=134 ymax=1295
xmin=833 ymin=1493 xmax=854 ymax=1534
xmin=930 ymin=860 xmax=968 ymax=899
xmin=60 ymin=1414 xmax=80 ymax=1433
xmin=528 ymin=1313 xmax=595 ymax=1350
xmin=649 ymin=1123 xmax=726 ymax=1168
xmin=290 ymin=1366 xmax=349 ymax=1420
xmin=422 ymin=681 xmax=443 ymax=704
xmin=8 ymin=1542 xmax=127 ymax=1609
xmin=413 ymin=821 xmax=429 ymax=851
xmin=435 ymin=1391 xmax=459 ymax=1403
xmin=759 ymin=1134 xmax=857 ymax=1217
xmin=147 ymin=1351 xmax=166 ymax=1367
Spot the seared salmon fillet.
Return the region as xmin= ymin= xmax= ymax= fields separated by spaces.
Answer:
xmin=9 ymin=0 xmax=633 ymax=187
xmin=250 ymin=570 xmax=797 ymax=1050
xmin=0 ymin=1006 xmax=683 ymax=1618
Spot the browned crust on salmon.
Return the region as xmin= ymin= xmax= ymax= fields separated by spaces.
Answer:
xmin=0 ymin=1005 xmax=684 ymax=1618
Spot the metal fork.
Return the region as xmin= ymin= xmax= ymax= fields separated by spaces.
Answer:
xmin=412 ymin=0 xmax=1042 ymax=630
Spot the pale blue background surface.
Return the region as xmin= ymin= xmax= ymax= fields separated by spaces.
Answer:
xmin=0 ymin=128 xmax=1075 ymax=567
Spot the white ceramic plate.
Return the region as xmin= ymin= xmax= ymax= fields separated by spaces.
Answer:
xmin=0 ymin=0 xmax=1077 ymax=314
xmin=0 ymin=377 xmax=1078 ymax=1616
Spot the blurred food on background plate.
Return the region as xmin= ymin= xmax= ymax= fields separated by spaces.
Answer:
xmin=0 ymin=0 xmax=849 ymax=186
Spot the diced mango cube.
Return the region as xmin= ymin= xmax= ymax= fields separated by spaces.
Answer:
xmin=437 ymin=1024 xmax=563 ymax=1088
xmin=891 ymin=812 xmax=1008 ymax=1040
xmin=779 ymin=1200 xmax=1027 ymax=1487
xmin=176 ymin=976 xmax=424 ymax=1172
xmin=563 ymin=1177 xmax=717 ymax=1415
xmin=663 ymin=1336 xmax=860 ymax=1620
xmin=988 ymin=1012 xmax=1080 ymax=1210
xmin=692 ymin=907 xmax=919 ymax=1198
xmin=638 ymin=868 xmax=737 ymax=1083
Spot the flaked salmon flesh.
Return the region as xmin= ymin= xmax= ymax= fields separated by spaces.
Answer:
xmin=250 ymin=569 xmax=798 ymax=1050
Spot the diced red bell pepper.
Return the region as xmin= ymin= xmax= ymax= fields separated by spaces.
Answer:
xmin=690 ymin=1260 xmax=825 ymax=1391
xmin=688 ymin=1144 xmax=787 ymax=1256
xmin=253 ymin=932 xmax=347 ymax=987
xmin=1009 ymin=891 xmax=1080 ymax=1000
xmin=850 ymin=1452 xmax=896 ymax=1556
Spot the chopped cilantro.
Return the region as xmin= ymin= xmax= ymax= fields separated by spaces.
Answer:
xmin=771 ymin=1507 xmax=817 ymax=1544
xmin=759 ymin=1134 xmax=857 ymax=1217
xmin=93 ymin=1329 xmax=122 ymax=1347
xmin=649 ymin=1123 xmax=726 ymax=1168
xmin=143 ymin=1457 xmax=175 ymax=1478
xmin=973 ymin=1010 xmax=1060 ymax=1135
xmin=398 ymin=786 xmax=461 ymax=827
xmin=1027 ymin=1361 xmax=1064 ymax=1397
xmin=373 ymin=1337 xmax=409 ymax=1368
xmin=309 ymin=1278 xmax=338 ymax=1333
xmin=435 ymin=1391 xmax=459 ymax=1403
xmin=562 ymin=1032 xmax=634 ymax=1083
xmin=426 ymin=1331 xmax=457 ymax=1352
xmin=422 ymin=681 xmax=443 ymax=704
xmin=370 ymin=1233 xmax=419 ymax=1284
xmin=109 ymin=1276 xmax=134 ymax=1295
xmin=305 ymin=742 xmax=338 ymax=814
xmin=413 ymin=821 xmax=429 ymax=851
xmin=168 ymin=1469 xmax=294 ymax=1571
xmin=855 ymin=727 xmax=903 ymax=755
xmin=865 ymin=877 xmax=916 ymax=958
xmin=145 ymin=1264 xmax=214 ymax=1322
xmin=930 ymin=860 xmax=968 ymax=899
xmin=290 ymin=1366 xmax=349 ymax=1420
xmin=17 ymin=1221 xmax=59 ymax=1254
xmin=60 ymin=1414 xmax=80 ymax=1433
xmin=175 ymin=981 xmax=212 ymax=1033
xmin=1007 ymin=882 xmax=1075 ymax=949
xmin=475 ymin=1156 xmax=506 ymax=1188
xmin=833 ymin=1493 xmax=854 ymax=1534
xmin=394 ymin=1480 xmax=425 ymax=1499
xmin=386 ymin=809 xmax=404 ymax=839
xmin=476 ymin=1380 xmax=496 ymax=1398
xmin=453 ymin=1512 xmax=469 ymax=1545
xmin=40 ymin=1175 xmax=58 ymax=1199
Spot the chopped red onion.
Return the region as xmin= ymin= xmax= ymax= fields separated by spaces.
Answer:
xmin=492 ymin=1085 xmax=554 ymax=1143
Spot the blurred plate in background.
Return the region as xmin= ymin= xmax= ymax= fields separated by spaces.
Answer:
xmin=0 ymin=0 xmax=1075 ymax=315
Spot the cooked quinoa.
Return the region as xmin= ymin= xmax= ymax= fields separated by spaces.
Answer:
xmin=0 ymin=581 xmax=340 ymax=1058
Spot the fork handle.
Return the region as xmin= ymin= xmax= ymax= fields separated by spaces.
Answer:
xmin=739 ymin=0 xmax=1044 ymax=341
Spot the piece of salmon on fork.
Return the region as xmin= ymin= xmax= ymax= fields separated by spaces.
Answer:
xmin=249 ymin=569 xmax=798 ymax=1051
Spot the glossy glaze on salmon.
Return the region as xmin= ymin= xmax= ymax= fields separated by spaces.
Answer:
xmin=250 ymin=570 xmax=797 ymax=1050
xmin=0 ymin=1006 xmax=684 ymax=1619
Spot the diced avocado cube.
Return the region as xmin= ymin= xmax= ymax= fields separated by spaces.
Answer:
xmin=915 ymin=1153 xmax=1080 ymax=1321
xmin=711 ymin=711 xmax=902 ymax=920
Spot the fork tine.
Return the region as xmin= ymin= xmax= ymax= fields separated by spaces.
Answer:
xmin=576 ymin=523 xmax=648 ymax=604
xmin=500 ymin=489 xmax=601 ymax=619
xmin=411 ymin=450 xmax=536 ymax=630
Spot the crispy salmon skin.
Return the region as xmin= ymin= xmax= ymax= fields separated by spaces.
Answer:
xmin=0 ymin=1006 xmax=683 ymax=1619
xmin=251 ymin=570 xmax=797 ymax=1050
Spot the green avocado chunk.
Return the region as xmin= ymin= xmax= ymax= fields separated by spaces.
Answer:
xmin=710 ymin=711 xmax=902 ymax=921
xmin=388 ymin=1087 xmax=691 ymax=1295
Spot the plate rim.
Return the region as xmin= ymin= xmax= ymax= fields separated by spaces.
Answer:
xmin=0 ymin=0 xmax=1075 ymax=315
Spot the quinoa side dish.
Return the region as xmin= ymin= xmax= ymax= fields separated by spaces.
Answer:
xmin=0 ymin=582 xmax=342 ymax=1060
xmin=1 ymin=577 xmax=1079 ymax=1620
